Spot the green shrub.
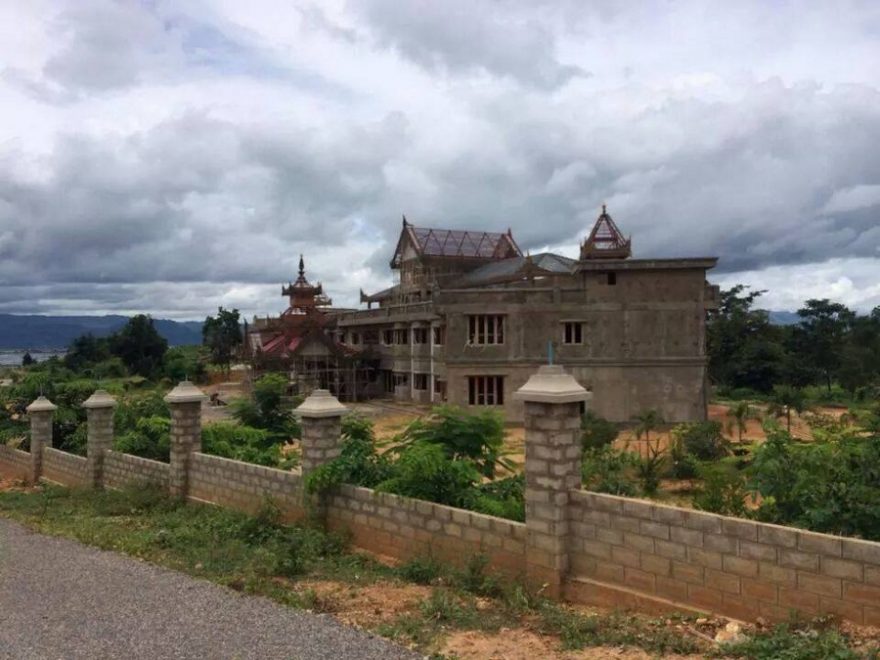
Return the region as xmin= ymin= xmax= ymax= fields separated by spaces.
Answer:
xmin=748 ymin=426 xmax=880 ymax=539
xmin=394 ymin=405 xmax=508 ymax=478
xmin=582 ymin=446 xmax=638 ymax=496
xmin=306 ymin=415 xmax=393 ymax=494
xmin=201 ymin=421 xmax=295 ymax=468
xmin=473 ymin=474 xmax=525 ymax=522
xmin=115 ymin=416 xmax=171 ymax=461
xmin=715 ymin=621 xmax=863 ymax=659
xmin=672 ymin=421 xmax=729 ymax=461
xmin=377 ymin=442 xmax=482 ymax=508
xmin=580 ymin=411 xmax=618 ymax=451
xmin=229 ymin=373 xmax=300 ymax=441
xmin=693 ymin=463 xmax=747 ymax=516
xmin=668 ymin=436 xmax=700 ymax=479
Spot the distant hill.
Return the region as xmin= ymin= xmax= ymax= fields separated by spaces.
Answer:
xmin=0 ymin=314 xmax=203 ymax=349
xmin=768 ymin=311 xmax=800 ymax=326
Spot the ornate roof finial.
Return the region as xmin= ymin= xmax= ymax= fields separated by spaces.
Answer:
xmin=602 ymin=203 xmax=607 ymax=215
xmin=298 ymin=254 xmax=305 ymax=277
xmin=402 ymin=214 xmax=408 ymax=227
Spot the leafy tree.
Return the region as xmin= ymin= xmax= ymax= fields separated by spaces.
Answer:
xmin=748 ymin=426 xmax=880 ymax=540
xmin=393 ymin=405 xmax=510 ymax=478
xmin=229 ymin=373 xmax=300 ymax=441
xmin=707 ymin=285 xmax=784 ymax=392
xmin=109 ymin=315 xmax=168 ymax=377
xmin=692 ymin=463 xmax=747 ymax=516
xmin=115 ymin=416 xmax=172 ymax=462
xmin=64 ymin=333 xmax=111 ymax=372
xmin=581 ymin=411 xmax=619 ymax=450
xmin=203 ymin=307 xmax=243 ymax=374
xmin=671 ymin=421 xmax=729 ymax=460
xmin=795 ymin=299 xmax=855 ymax=393
xmin=768 ymin=385 xmax=806 ymax=433
xmin=21 ymin=352 xmax=34 ymax=367
xmin=582 ymin=446 xmax=638 ymax=496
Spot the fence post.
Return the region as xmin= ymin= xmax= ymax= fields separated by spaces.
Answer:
xmin=514 ymin=365 xmax=590 ymax=598
xmin=84 ymin=390 xmax=117 ymax=489
xmin=296 ymin=389 xmax=347 ymax=483
xmin=164 ymin=381 xmax=207 ymax=498
xmin=26 ymin=396 xmax=57 ymax=484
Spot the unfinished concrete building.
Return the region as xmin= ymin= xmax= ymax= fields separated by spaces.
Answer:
xmin=335 ymin=208 xmax=720 ymax=422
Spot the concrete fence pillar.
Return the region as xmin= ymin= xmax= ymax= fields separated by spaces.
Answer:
xmin=84 ymin=390 xmax=117 ymax=488
xmin=295 ymin=389 xmax=347 ymax=483
xmin=164 ymin=381 xmax=207 ymax=498
xmin=514 ymin=365 xmax=590 ymax=597
xmin=26 ymin=396 xmax=57 ymax=484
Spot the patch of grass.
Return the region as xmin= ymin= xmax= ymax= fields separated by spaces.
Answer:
xmin=714 ymin=621 xmax=876 ymax=659
xmin=537 ymin=603 xmax=703 ymax=655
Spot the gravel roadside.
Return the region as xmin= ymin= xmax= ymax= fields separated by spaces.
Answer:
xmin=0 ymin=519 xmax=421 ymax=660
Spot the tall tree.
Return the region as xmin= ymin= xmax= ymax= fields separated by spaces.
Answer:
xmin=202 ymin=307 xmax=243 ymax=374
xmin=109 ymin=315 xmax=168 ymax=377
xmin=707 ymin=285 xmax=784 ymax=392
xmin=795 ymin=299 xmax=855 ymax=393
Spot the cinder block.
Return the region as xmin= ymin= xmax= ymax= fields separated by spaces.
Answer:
xmin=687 ymin=547 xmax=723 ymax=570
xmin=671 ymin=526 xmax=703 ymax=548
xmin=822 ymin=557 xmax=864 ymax=581
xmin=705 ymin=568 xmax=740 ymax=594
xmin=704 ymin=534 xmax=737 ymax=554
xmin=819 ymin=596 xmax=864 ymax=624
xmin=842 ymin=538 xmax=880 ymax=566
xmin=623 ymin=532 xmax=655 ymax=553
xmin=654 ymin=539 xmax=687 ymax=561
xmin=798 ymin=531 xmax=842 ymax=557
xmin=778 ymin=549 xmax=819 ymax=572
xmin=798 ymin=572 xmax=842 ymax=598
xmin=640 ymin=552 xmax=671 ymax=577
xmin=611 ymin=545 xmax=641 ymax=569
xmin=741 ymin=577 xmax=778 ymax=603
xmin=722 ymin=555 xmax=759 ymax=578
xmin=624 ymin=567 xmax=656 ymax=592
xmin=843 ymin=581 xmax=880 ymax=605
xmin=672 ymin=561 xmax=704 ymax=585
xmin=739 ymin=540 xmax=777 ymax=562
xmin=778 ymin=586 xmax=819 ymax=613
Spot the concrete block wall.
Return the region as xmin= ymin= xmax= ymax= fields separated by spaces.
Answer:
xmin=41 ymin=447 xmax=88 ymax=486
xmin=0 ymin=445 xmax=32 ymax=479
xmin=188 ymin=452 xmax=305 ymax=520
xmin=325 ymin=484 xmax=526 ymax=576
xmin=103 ymin=450 xmax=170 ymax=489
xmin=566 ymin=490 xmax=880 ymax=625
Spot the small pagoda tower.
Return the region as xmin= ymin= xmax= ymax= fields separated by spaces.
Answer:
xmin=580 ymin=205 xmax=632 ymax=260
xmin=281 ymin=256 xmax=332 ymax=315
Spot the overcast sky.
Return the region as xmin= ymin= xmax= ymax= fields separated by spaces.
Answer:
xmin=1 ymin=0 xmax=878 ymax=320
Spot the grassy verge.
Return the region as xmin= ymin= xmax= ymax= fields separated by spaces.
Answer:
xmin=0 ymin=483 xmax=876 ymax=659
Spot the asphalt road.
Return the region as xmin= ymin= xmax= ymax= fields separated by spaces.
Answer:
xmin=0 ymin=519 xmax=420 ymax=660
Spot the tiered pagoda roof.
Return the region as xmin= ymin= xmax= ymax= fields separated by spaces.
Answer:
xmin=580 ymin=205 xmax=632 ymax=260
xmin=281 ymin=256 xmax=331 ymax=314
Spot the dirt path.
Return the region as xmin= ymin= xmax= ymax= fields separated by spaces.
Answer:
xmin=0 ymin=519 xmax=419 ymax=660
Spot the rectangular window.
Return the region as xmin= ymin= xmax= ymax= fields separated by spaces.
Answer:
xmin=606 ymin=272 xmax=617 ymax=286
xmin=434 ymin=378 xmax=447 ymax=401
xmin=393 ymin=372 xmax=409 ymax=387
xmin=349 ymin=332 xmax=360 ymax=345
xmin=467 ymin=376 xmax=504 ymax=406
xmin=413 ymin=373 xmax=428 ymax=390
xmin=432 ymin=326 xmax=445 ymax=345
xmin=413 ymin=328 xmax=428 ymax=344
xmin=363 ymin=330 xmax=378 ymax=344
xmin=394 ymin=329 xmax=409 ymax=345
xmin=563 ymin=322 xmax=584 ymax=345
xmin=382 ymin=329 xmax=394 ymax=345
xmin=467 ymin=315 xmax=504 ymax=345
xmin=383 ymin=370 xmax=394 ymax=393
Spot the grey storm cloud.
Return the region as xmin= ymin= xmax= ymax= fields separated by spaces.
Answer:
xmin=353 ymin=0 xmax=588 ymax=90
xmin=0 ymin=0 xmax=879 ymax=317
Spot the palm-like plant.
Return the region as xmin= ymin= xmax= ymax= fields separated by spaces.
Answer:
xmin=726 ymin=401 xmax=760 ymax=444
xmin=767 ymin=385 xmax=807 ymax=434
xmin=633 ymin=410 xmax=666 ymax=496
xmin=633 ymin=409 xmax=663 ymax=445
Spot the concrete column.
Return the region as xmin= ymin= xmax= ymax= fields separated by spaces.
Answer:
xmin=164 ymin=381 xmax=207 ymax=498
xmin=84 ymin=390 xmax=117 ymax=489
xmin=26 ymin=396 xmax=56 ymax=483
xmin=514 ymin=365 xmax=590 ymax=597
xmin=296 ymin=389 xmax=347 ymax=481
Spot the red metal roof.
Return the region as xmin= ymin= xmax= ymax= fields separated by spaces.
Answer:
xmin=392 ymin=219 xmax=522 ymax=267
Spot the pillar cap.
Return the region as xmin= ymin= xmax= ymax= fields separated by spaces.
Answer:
xmin=83 ymin=389 xmax=117 ymax=409
xmin=164 ymin=380 xmax=207 ymax=404
xmin=26 ymin=395 xmax=57 ymax=413
xmin=513 ymin=365 xmax=591 ymax=404
xmin=295 ymin=389 xmax=347 ymax=418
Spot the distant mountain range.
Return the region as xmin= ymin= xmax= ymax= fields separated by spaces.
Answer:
xmin=768 ymin=311 xmax=800 ymax=326
xmin=0 ymin=314 xmax=203 ymax=350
